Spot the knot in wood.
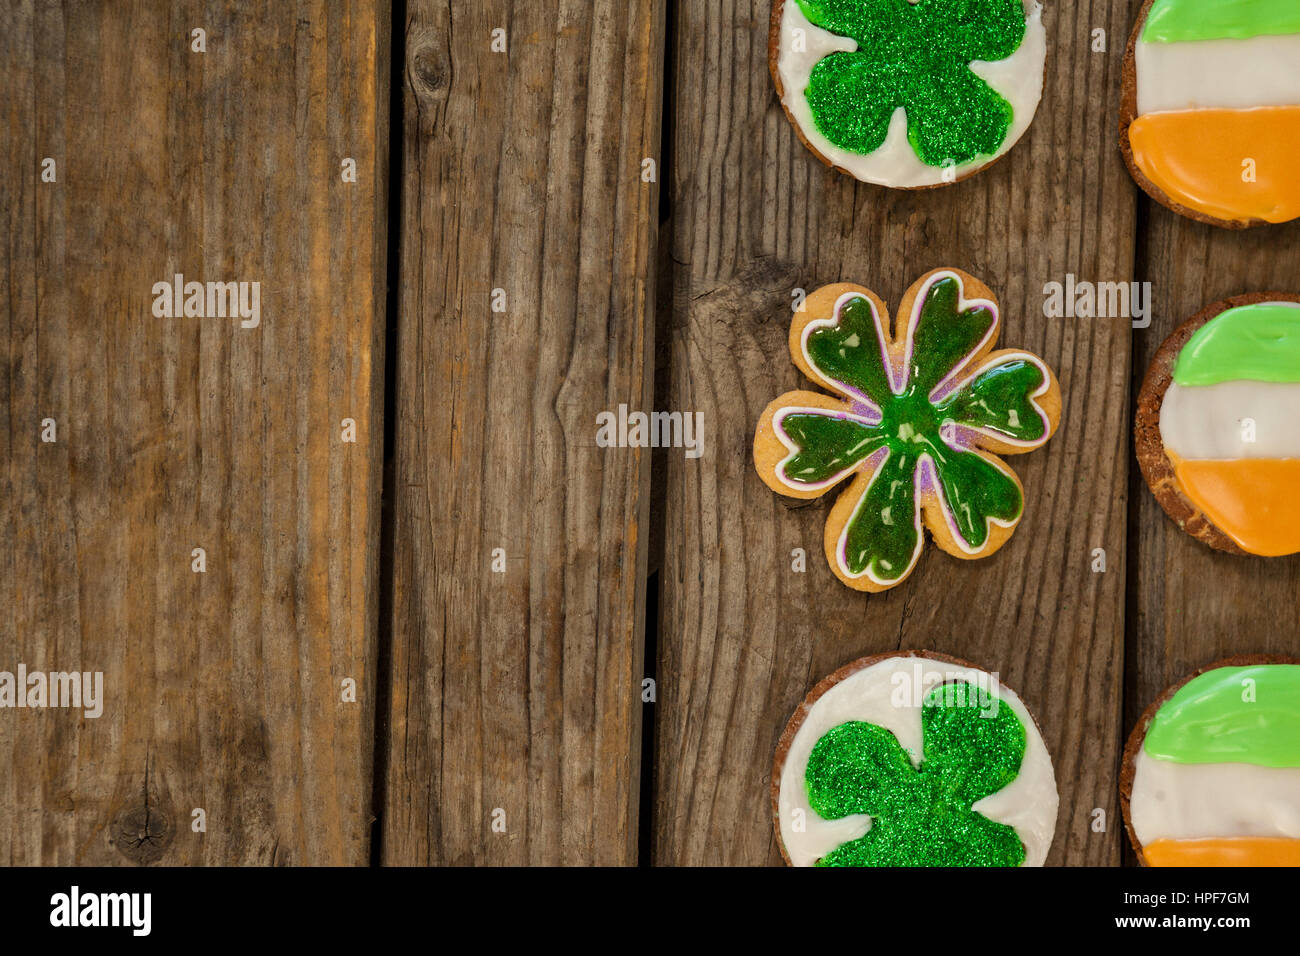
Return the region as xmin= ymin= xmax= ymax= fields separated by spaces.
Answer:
xmin=113 ymin=801 xmax=175 ymax=864
xmin=409 ymin=44 xmax=447 ymax=99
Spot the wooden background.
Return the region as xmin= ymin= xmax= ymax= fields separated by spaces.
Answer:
xmin=2 ymin=0 xmax=1297 ymax=866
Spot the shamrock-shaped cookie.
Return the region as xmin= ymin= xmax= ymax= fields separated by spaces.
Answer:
xmin=806 ymin=681 xmax=1026 ymax=866
xmin=773 ymin=653 xmax=1059 ymax=868
xmin=753 ymin=269 xmax=1061 ymax=591
xmin=771 ymin=0 xmax=1047 ymax=186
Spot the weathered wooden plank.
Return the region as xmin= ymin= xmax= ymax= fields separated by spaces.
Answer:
xmin=0 ymin=1 xmax=388 ymax=865
xmin=383 ymin=0 xmax=664 ymax=864
xmin=1128 ymin=212 xmax=1300 ymax=804
xmin=654 ymin=0 xmax=1137 ymax=865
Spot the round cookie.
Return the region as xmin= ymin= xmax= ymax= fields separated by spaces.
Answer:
xmin=769 ymin=0 xmax=1047 ymax=187
xmin=773 ymin=651 xmax=1058 ymax=867
xmin=1120 ymin=0 xmax=1300 ymax=228
xmin=753 ymin=268 xmax=1062 ymax=592
xmin=1136 ymin=293 xmax=1300 ymax=557
xmin=1121 ymin=656 xmax=1300 ymax=867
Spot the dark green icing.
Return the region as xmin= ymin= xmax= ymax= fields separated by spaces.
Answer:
xmin=780 ymin=414 xmax=884 ymax=484
xmin=777 ymin=276 xmax=1039 ymax=581
xmin=794 ymin=0 xmax=1026 ymax=166
xmin=937 ymin=358 xmax=1047 ymax=443
xmin=906 ymin=273 xmax=996 ymax=393
xmin=805 ymin=681 xmax=1027 ymax=867
xmin=925 ymin=442 xmax=1020 ymax=550
xmin=805 ymin=294 xmax=894 ymax=405
xmin=842 ymin=446 xmax=920 ymax=583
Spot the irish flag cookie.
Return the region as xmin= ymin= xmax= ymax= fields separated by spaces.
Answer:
xmin=1122 ymin=656 xmax=1300 ymax=867
xmin=773 ymin=651 xmax=1059 ymax=866
xmin=770 ymin=0 xmax=1047 ymax=187
xmin=1121 ymin=0 xmax=1300 ymax=227
xmin=753 ymin=269 xmax=1062 ymax=592
xmin=1136 ymin=293 xmax=1300 ymax=556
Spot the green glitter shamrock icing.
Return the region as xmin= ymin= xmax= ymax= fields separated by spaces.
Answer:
xmin=753 ymin=270 xmax=1059 ymax=591
xmin=805 ymin=680 xmax=1027 ymax=866
xmin=793 ymin=0 xmax=1029 ymax=166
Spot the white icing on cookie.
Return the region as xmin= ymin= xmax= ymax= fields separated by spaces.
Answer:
xmin=1136 ymin=33 xmax=1300 ymax=116
xmin=777 ymin=656 xmax=1058 ymax=866
xmin=1129 ymin=749 xmax=1300 ymax=844
xmin=1160 ymin=380 xmax=1300 ymax=460
xmin=776 ymin=1 xmax=1046 ymax=187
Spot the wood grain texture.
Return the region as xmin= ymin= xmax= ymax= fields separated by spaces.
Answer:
xmin=1128 ymin=211 xmax=1300 ymax=777
xmin=0 ymin=0 xmax=388 ymax=865
xmin=8 ymin=0 xmax=1291 ymax=871
xmin=653 ymin=0 xmax=1138 ymax=866
xmin=382 ymin=0 xmax=664 ymax=865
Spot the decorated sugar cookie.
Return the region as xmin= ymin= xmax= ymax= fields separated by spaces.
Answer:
xmin=770 ymin=0 xmax=1047 ymax=187
xmin=1121 ymin=0 xmax=1300 ymax=227
xmin=773 ymin=651 xmax=1059 ymax=867
xmin=1136 ymin=294 xmax=1300 ymax=556
xmin=753 ymin=269 xmax=1062 ymax=592
xmin=1122 ymin=657 xmax=1300 ymax=867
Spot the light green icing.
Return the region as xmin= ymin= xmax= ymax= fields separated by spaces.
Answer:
xmin=1144 ymin=664 xmax=1300 ymax=767
xmin=1172 ymin=303 xmax=1300 ymax=387
xmin=1141 ymin=0 xmax=1300 ymax=44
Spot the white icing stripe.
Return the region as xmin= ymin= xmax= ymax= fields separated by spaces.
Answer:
xmin=778 ymin=657 xmax=1058 ymax=867
xmin=1159 ymin=381 xmax=1300 ymax=460
xmin=777 ymin=1 xmax=1045 ymax=187
xmin=1130 ymin=751 xmax=1300 ymax=844
xmin=1136 ymin=33 xmax=1300 ymax=115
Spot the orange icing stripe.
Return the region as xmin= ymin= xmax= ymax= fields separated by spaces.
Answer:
xmin=1144 ymin=837 xmax=1300 ymax=867
xmin=1129 ymin=107 xmax=1300 ymax=224
xmin=1171 ymin=456 xmax=1300 ymax=556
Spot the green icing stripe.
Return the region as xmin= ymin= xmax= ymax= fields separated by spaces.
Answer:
xmin=1141 ymin=0 xmax=1300 ymax=44
xmin=1173 ymin=303 xmax=1300 ymax=387
xmin=1144 ymin=665 xmax=1300 ymax=767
